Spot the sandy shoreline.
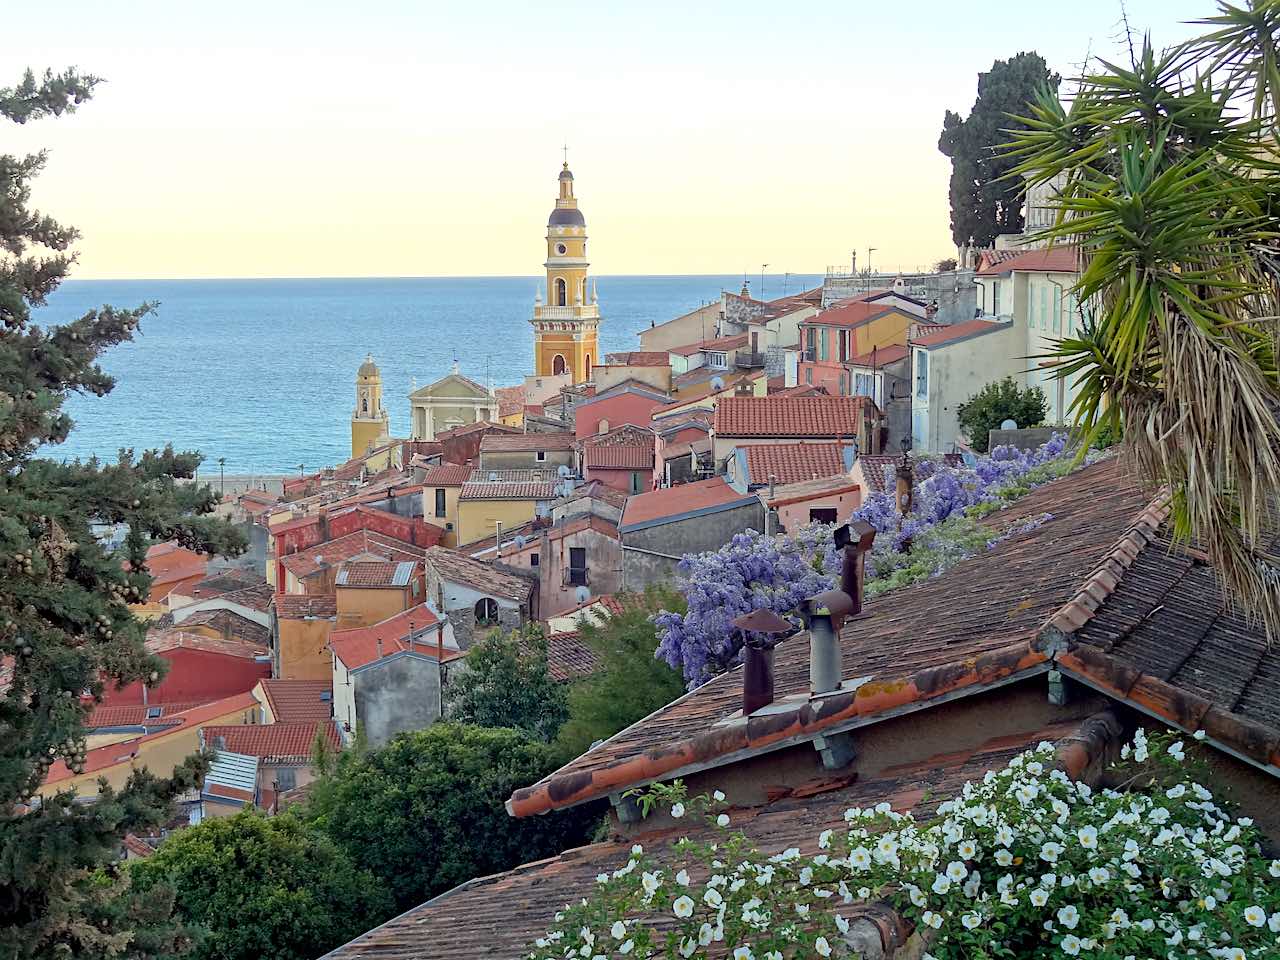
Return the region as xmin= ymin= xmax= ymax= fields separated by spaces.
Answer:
xmin=191 ymin=473 xmax=288 ymax=496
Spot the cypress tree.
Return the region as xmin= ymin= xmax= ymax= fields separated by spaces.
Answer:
xmin=0 ymin=68 xmax=244 ymax=956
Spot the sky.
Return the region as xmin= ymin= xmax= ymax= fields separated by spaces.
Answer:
xmin=4 ymin=0 xmax=1210 ymax=280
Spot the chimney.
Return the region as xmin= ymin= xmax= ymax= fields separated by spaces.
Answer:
xmin=437 ymin=622 xmax=445 ymax=663
xmin=800 ymin=521 xmax=876 ymax=695
xmin=318 ymin=507 xmax=330 ymax=541
xmin=732 ymin=608 xmax=795 ymax=715
xmin=376 ymin=637 xmax=383 ymax=659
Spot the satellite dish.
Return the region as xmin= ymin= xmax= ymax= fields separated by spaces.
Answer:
xmin=574 ymin=585 xmax=591 ymax=605
xmin=1000 ymin=418 xmax=1018 ymax=430
xmin=711 ymin=376 xmax=725 ymax=391
xmin=557 ymin=464 xmax=571 ymax=478
xmin=513 ymin=535 xmax=527 ymax=549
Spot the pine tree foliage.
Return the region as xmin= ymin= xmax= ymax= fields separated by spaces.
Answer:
xmin=938 ymin=52 xmax=1061 ymax=248
xmin=0 ymin=68 xmax=244 ymax=956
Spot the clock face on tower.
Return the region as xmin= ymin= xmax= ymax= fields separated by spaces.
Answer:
xmin=555 ymin=242 xmax=567 ymax=255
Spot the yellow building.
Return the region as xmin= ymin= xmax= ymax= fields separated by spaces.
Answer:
xmin=351 ymin=354 xmax=391 ymax=458
xmin=455 ymin=472 xmax=558 ymax=547
xmin=531 ymin=161 xmax=600 ymax=383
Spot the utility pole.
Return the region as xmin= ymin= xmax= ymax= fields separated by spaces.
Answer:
xmin=218 ymin=457 xmax=226 ymax=497
xmin=868 ymin=248 xmax=877 ymax=293
xmin=760 ymin=264 xmax=769 ymax=302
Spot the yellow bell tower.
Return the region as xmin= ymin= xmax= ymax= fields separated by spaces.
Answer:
xmin=531 ymin=158 xmax=600 ymax=383
xmin=351 ymin=354 xmax=390 ymax=458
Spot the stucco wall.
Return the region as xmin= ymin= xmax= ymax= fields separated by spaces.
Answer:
xmin=335 ymin=583 xmax=418 ymax=630
xmin=479 ymin=448 xmax=575 ymax=472
xmin=456 ymin=498 xmax=537 ymax=546
xmin=637 ymin=302 xmax=721 ymax=353
xmin=354 ymin=653 xmax=443 ymax=747
xmin=276 ymin=617 xmax=334 ymax=680
xmin=621 ymin=501 xmax=764 ymax=591
xmin=913 ymin=325 xmax=1021 ymax=453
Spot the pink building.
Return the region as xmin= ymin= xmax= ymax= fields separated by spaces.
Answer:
xmin=761 ymin=475 xmax=863 ymax=532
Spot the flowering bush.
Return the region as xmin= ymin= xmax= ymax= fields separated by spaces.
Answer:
xmin=656 ymin=436 xmax=1084 ymax=685
xmin=527 ymin=730 xmax=1280 ymax=959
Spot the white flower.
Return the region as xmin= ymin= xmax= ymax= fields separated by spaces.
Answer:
xmin=673 ymin=895 xmax=694 ymax=918
xmin=1270 ymin=860 xmax=1280 ymax=879
xmin=1220 ymin=950 xmax=1245 ymax=960
xmin=814 ymin=937 xmax=832 ymax=958
xmin=1030 ymin=889 xmax=1049 ymax=907
xmin=641 ymin=872 xmax=661 ymax=896
xmin=1244 ymin=905 xmax=1267 ymax=927
xmin=922 ymin=911 xmax=943 ymax=929
xmin=1194 ymin=729 xmax=1207 ymax=740
xmin=1076 ymin=826 xmax=1098 ymax=849
xmin=818 ymin=829 xmax=833 ymax=849
xmin=946 ymin=861 xmax=969 ymax=882
xmin=676 ymin=869 xmax=690 ymax=886
xmin=957 ymin=839 xmax=977 ymax=859
xmin=1269 ymin=912 xmax=1280 ymax=933
xmin=596 ymin=873 xmax=608 ymax=884
xmin=1040 ymin=841 xmax=1063 ymax=863
xmin=619 ymin=940 xmax=634 ymax=955
xmin=732 ymin=947 xmax=753 ymax=960
xmin=995 ymin=848 xmax=1014 ymax=867
xmin=834 ymin=914 xmax=850 ymax=934
xmin=610 ymin=921 xmax=627 ymax=940
xmin=716 ymin=813 xmax=730 ymax=828
xmin=794 ymin=903 xmax=809 ymax=917
xmin=631 ymin=844 xmax=643 ymax=857
xmin=1167 ymin=741 xmax=1185 ymax=761
xmin=931 ymin=874 xmax=952 ymax=895
xmin=1060 ymin=934 xmax=1082 ymax=956
xmin=703 ymin=888 xmax=723 ymax=908
xmin=1088 ymin=867 xmax=1109 ymax=885
xmin=670 ymin=802 xmax=685 ymax=819
xmin=678 ymin=938 xmax=697 ymax=958
xmin=713 ymin=790 xmax=725 ymax=801
xmin=850 ymin=846 xmax=872 ymax=869
xmin=961 ymin=912 xmax=982 ymax=929
xmin=799 ymin=866 xmax=813 ymax=886
xmin=697 ymin=923 xmax=714 ymax=946
xmin=996 ymin=824 xmax=1015 ymax=846
xmin=1166 ymin=784 xmax=1186 ymax=799
xmin=1057 ymin=905 xmax=1080 ymax=929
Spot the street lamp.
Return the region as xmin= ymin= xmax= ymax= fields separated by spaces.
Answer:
xmin=760 ymin=264 xmax=769 ymax=302
xmin=868 ymin=248 xmax=877 ymax=292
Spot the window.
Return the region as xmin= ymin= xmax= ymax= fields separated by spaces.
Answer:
xmin=555 ymin=277 xmax=567 ymax=306
xmin=707 ymin=351 xmax=728 ymax=369
xmin=568 ymin=547 xmax=588 ymax=586
xmin=536 ymin=450 xmax=547 ymax=462
xmin=805 ymin=367 xmax=813 ymax=385
xmin=809 ymin=508 xmax=838 ymax=525
xmin=629 ymin=471 xmax=644 ymax=494
xmin=804 ymin=327 xmax=816 ymax=360
xmin=552 ymin=354 xmax=567 ymax=376
xmin=915 ymin=350 xmax=929 ymax=399
xmin=474 ymin=597 xmax=499 ymax=624
xmin=838 ymin=330 xmax=849 ymax=362
xmin=530 ymin=554 xmax=540 ymax=567
xmin=434 ymin=488 xmax=447 ymax=518
xmin=817 ymin=329 xmax=829 ymax=362
xmin=854 ymin=372 xmax=876 ymax=401
xmin=145 ymin=706 xmax=162 ymax=720
xmin=275 ymin=767 xmax=297 ymax=791
xmin=992 ymin=281 xmax=1002 ymax=316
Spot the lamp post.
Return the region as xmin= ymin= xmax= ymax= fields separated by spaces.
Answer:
xmin=868 ymin=248 xmax=877 ymax=292
xmin=760 ymin=263 xmax=769 ymax=302
xmin=217 ymin=457 xmax=226 ymax=497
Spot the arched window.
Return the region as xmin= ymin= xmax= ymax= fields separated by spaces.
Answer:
xmin=474 ymin=597 xmax=498 ymax=625
xmin=584 ymin=353 xmax=591 ymax=374
xmin=552 ymin=354 xmax=567 ymax=376
xmin=361 ymin=394 xmax=368 ymax=414
xmin=555 ymin=278 xmax=567 ymax=306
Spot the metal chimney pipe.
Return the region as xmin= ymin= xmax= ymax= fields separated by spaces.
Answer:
xmin=808 ymin=614 xmax=840 ymax=694
xmin=802 ymin=521 xmax=877 ymax=696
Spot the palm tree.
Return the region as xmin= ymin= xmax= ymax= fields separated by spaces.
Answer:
xmin=1005 ymin=1 xmax=1280 ymax=635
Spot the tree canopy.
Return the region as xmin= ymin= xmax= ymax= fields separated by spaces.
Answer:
xmin=957 ymin=376 xmax=1048 ymax=452
xmin=130 ymin=812 xmax=392 ymax=960
xmin=0 ymin=68 xmax=243 ymax=957
xmin=446 ymin=628 xmax=567 ymax=742
xmin=938 ymin=52 xmax=1060 ymax=248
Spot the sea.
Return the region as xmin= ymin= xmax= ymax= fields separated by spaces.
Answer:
xmin=37 ymin=275 xmax=822 ymax=476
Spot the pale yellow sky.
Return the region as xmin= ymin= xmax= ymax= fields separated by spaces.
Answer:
xmin=5 ymin=0 xmax=1206 ymax=279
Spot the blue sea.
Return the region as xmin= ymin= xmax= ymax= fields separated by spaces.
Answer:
xmin=37 ymin=275 xmax=822 ymax=475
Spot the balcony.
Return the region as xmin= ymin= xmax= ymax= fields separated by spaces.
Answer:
xmin=734 ymin=351 xmax=765 ymax=369
xmin=533 ymin=304 xmax=600 ymax=321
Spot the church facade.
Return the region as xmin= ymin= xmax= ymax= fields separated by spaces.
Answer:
xmin=531 ymin=161 xmax=600 ymax=384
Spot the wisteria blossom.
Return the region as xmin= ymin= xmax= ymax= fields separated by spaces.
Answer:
xmin=656 ymin=435 xmax=1086 ymax=685
xmin=527 ymin=730 xmax=1280 ymax=959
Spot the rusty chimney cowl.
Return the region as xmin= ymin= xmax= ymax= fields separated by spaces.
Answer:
xmin=732 ymin=608 xmax=795 ymax=715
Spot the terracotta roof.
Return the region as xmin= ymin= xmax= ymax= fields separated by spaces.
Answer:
xmin=764 ymin=475 xmax=862 ymax=508
xmin=44 ymin=692 xmax=259 ymax=785
xmin=583 ymin=444 xmax=655 ymax=470
xmin=258 ymin=679 xmax=334 ymax=723
xmin=322 ymin=721 xmax=1076 ymax=960
xmin=509 ymin=459 xmax=1151 ymax=817
xmin=140 ymin=542 xmax=207 ymax=587
xmin=770 ymin=383 xmax=830 ymax=398
xmin=278 ymin=529 xmax=421 ymax=580
xmin=144 ymin=629 xmax=268 ymax=661
xmin=459 ymin=479 xmax=558 ymax=500
xmin=334 ymin=560 xmax=418 ymax=588
xmin=659 ymin=437 xmax=713 ymax=460
xmin=329 ymin=603 xmax=454 ymax=671
xmin=803 ymin=300 xmax=900 ymax=329
xmin=122 ymin=833 xmax=156 ymax=858
xmin=183 ymin=569 xmax=266 ymax=603
xmin=713 ymin=396 xmax=874 ymax=438
xmin=669 ymin=333 xmax=749 ymax=357
xmin=848 ymin=343 xmax=910 ymax=367
xmin=435 ymin=420 xmax=517 ymax=441
xmin=619 ymin=476 xmax=758 ymax=532
xmin=854 ymin=453 xmax=963 ymax=495
xmin=88 ymin=700 xmax=208 ymax=728
xmin=742 ymin=442 xmax=850 ymax=486
xmin=273 ymin=593 xmax=337 ymax=620
xmin=976 ymin=244 xmax=1080 ymax=276
xmin=480 ymin=432 xmax=576 ymax=453
xmin=202 ymin=720 xmax=341 ymax=761
xmin=913 ymin=318 xmax=1012 ymax=349
xmin=422 ymin=463 xmax=473 ymax=486
xmin=424 ymin=547 xmax=535 ymax=602
xmin=176 ymin=608 xmax=270 ymax=646
xmin=220 ymin=581 xmax=274 ymax=613
xmin=603 ymin=351 xmax=671 ymax=367
xmin=523 ymin=631 xmax=601 ymax=682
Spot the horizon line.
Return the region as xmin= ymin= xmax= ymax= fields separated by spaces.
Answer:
xmin=61 ymin=271 xmax=834 ymax=283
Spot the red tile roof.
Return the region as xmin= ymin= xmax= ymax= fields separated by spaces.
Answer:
xmin=273 ymin=593 xmax=337 ymax=620
xmin=177 ymin=608 xmax=270 ymax=646
xmin=459 ymin=480 xmax=558 ymax=500
xmin=480 ymin=432 xmax=576 ymax=453
xmin=603 ymin=351 xmax=671 ymax=367
xmin=435 ymin=420 xmax=517 ymax=440
xmin=88 ymin=700 xmax=208 ymax=728
xmin=257 ymin=679 xmax=334 ymax=723
xmin=145 ymin=629 xmax=268 ymax=660
xmin=619 ymin=476 xmax=758 ymax=531
xmin=583 ymin=444 xmax=655 ymax=470
xmin=764 ymin=475 xmax=862 ymax=508
xmin=713 ymin=396 xmax=874 ymax=438
xmin=669 ymin=333 xmax=749 ymax=357
xmin=202 ymin=720 xmax=341 ymax=761
xmin=976 ymin=245 xmax=1080 ymax=276
xmin=848 ymin=343 xmax=910 ymax=367
xmin=913 ymin=318 xmax=1011 ymax=348
xmin=324 ymin=722 xmax=1079 ymax=960
xmin=334 ymin=560 xmax=418 ymax=588
xmin=524 ymin=632 xmax=601 ymax=682
xmin=278 ymin=529 xmax=421 ymax=580
xmin=743 ymin=442 xmax=850 ymax=485
xmin=422 ymin=463 xmax=473 ymax=486
xmin=424 ymin=546 xmax=536 ymax=602
xmin=329 ymin=603 xmax=453 ymax=670
xmin=221 ymin=581 xmax=274 ymax=613
xmin=184 ymin=569 xmax=266 ymax=603
xmin=140 ymin=542 xmax=208 ymax=589
xmin=802 ymin=300 xmax=899 ymax=329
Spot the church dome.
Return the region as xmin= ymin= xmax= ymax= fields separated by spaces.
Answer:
xmin=548 ymin=207 xmax=586 ymax=227
xmin=358 ymin=354 xmax=380 ymax=378
xmin=559 ymin=166 xmax=573 ymax=180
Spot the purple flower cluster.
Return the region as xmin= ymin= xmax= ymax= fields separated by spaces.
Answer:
xmin=655 ymin=435 xmax=1077 ymax=686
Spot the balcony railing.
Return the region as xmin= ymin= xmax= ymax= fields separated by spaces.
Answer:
xmin=533 ymin=304 xmax=600 ymax=321
xmin=734 ymin=351 xmax=766 ymax=369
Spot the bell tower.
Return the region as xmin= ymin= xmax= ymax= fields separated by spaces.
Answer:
xmin=351 ymin=354 xmax=390 ymax=458
xmin=531 ymin=157 xmax=600 ymax=383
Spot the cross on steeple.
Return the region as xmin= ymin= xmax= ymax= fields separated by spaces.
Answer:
xmin=562 ymin=143 xmax=569 ymax=167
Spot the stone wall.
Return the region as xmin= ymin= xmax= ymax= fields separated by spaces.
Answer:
xmin=986 ymin=426 xmax=1060 ymax=452
xmin=822 ymin=271 xmax=977 ymax=325
xmin=355 ymin=654 xmax=442 ymax=748
xmin=621 ymin=500 xmax=765 ymax=591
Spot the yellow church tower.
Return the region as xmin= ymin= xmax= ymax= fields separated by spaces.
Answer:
xmin=351 ymin=354 xmax=390 ymax=458
xmin=531 ymin=159 xmax=600 ymax=383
